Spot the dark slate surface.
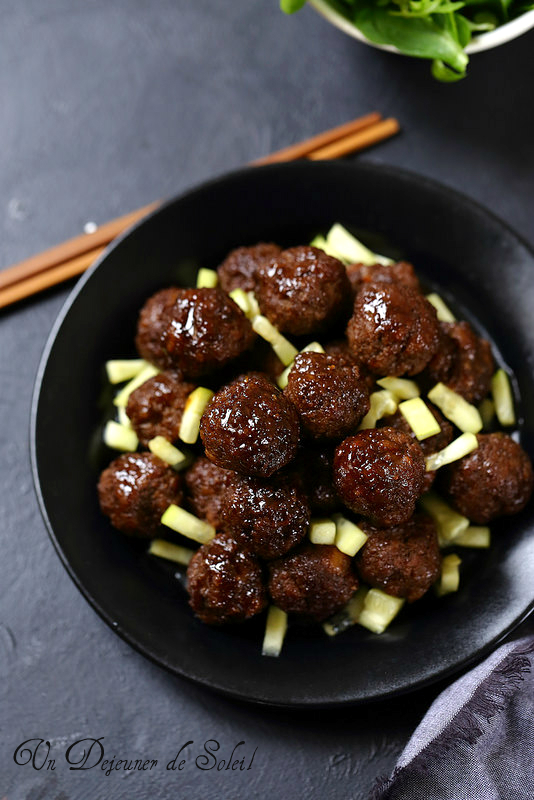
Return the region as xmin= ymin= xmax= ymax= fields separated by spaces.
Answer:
xmin=1 ymin=2 xmax=533 ymax=798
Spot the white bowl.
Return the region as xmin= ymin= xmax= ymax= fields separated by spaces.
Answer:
xmin=309 ymin=0 xmax=534 ymax=55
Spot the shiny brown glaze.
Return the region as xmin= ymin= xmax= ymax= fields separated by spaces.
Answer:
xmin=135 ymin=287 xmax=181 ymax=369
xmin=184 ymin=456 xmax=238 ymax=529
xmin=217 ymin=242 xmax=282 ymax=293
xmin=334 ymin=428 xmax=425 ymax=526
xmin=356 ymin=514 xmax=441 ymax=602
xmin=268 ymin=544 xmax=358 ymax=622
xmin=346 ymin=260 xmax=420 ymax=298
xmin=222 ymin=476 xmax=310 ymax=560
xmin=200 ymin=372 xmax=300 ymax=477
xmin=98 ymin=452 xmax=183 ymax=537
xmin=443 ymin=433 xmax=534 ymax=524
xmin=256 ymin=245 xmax=351 ymax=336
xmin=347 ymin=282 xmax=440 ymax=376
xmin=126 ymin=371 xmax=196 ymax=447
xmin=284 ymin=352 xmax=370 ymax=440
xmin=187 ymin=533 xmax=267 ymax=625
xmin=426 ymin=321 xmax=494 ymax=404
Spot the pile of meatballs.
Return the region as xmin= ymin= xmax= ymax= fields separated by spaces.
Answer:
xmin=98 ymin=241 xmax=534 ymax=633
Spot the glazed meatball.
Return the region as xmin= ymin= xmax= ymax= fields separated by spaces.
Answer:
xmin=347 ymin=282 xmax=440 ymax=376
xmin=126 ymin=371 xmax=195 ymax=447
xmin=380 ymin=402 xmax=453 ymax=492
xmin=356 ymin=514 xmax=441 ymax=602
xmin=443 ymin=433 xmax=534 ymax=524
xmin=284 ymin=352 xmax=370 ymax=439
xmin=185 ymin=457 xmax=238 ymax=529
xmin=268 ymin=544 xmax=358 ymax=622
xmin=426 ymin=321 xmax=494 ymax=404
xmin=334 ymin=428 xmax=425 ymax=526
xmin=200 ymin=372 xmax=300 ymax=477
xmin=217 ymin=242 xmax=282 ymax=293
xmin=136 ymin=287 xmax=254 ymax=377
xmin=164 ymin=288 xmax=255 ymax=378
xmin=135 ymin=287 xmax=181 ymax=369
xmin=284 ymin=447 xmax=338 ymax=514
xmin=222 ymin=477 xmax=310 ymax=560
xmin=98 ymin=452 xmax=183 ymax=537
xmin=187 ymin=533 xmax=267 ymax=625
xmin=256 ymin=245 xmax=351 ymax=336
xmin=323 ymin=340 xmax=376 ymax=390
xmin=346 ymin=261 xmax=420 ymax=297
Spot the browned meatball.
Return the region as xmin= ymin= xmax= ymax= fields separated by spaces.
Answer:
xmin=284 ymin=352 xmax=370 ymax=440
xmin=217 ymin=242 xmax=282 ymax=293
xmin=268 ymin=544 xmax=358 ymax=622
xmin=426 ymin=321 xmax=494 ymax=404
xmin=222 ymin=476 xmax=310 ymax=560
xmin=256 ymin=245 xmax=351 ymax=336
xmin=443 ymin=433 xmax=534 ymax=524
xmin=356 ymin=515 xmax=441 ymax=602
xmin=347 ymin=282 xmax=440 ymax=376
xmin=184 ymin=457 xmax=238 ymax=529
xmin=97 ymin=452 xmax=183 ymax=537
xmin=380 ymin=402 xmax=453 ymax=492
xmin=323 ymin=340 xmax=376 ymax=390
xmin=126 ymin=371 xmax=195 ymax=447
xmin=284 ymin=446 xmax=338 ymax=514
xmin=164 ymin=288 xmax=255 ymax=378
xmin=200 ymin=372 xmax=300 ymax=477
xmin=346 ymin=261 xmax=420 ymax=297
xmin=135 ymin=287 xmax=180 ymax=369
xmin=334 ymin=428 xmax=425 ymax=526
xmin=187 ymin=533 xmax=267 ymax=625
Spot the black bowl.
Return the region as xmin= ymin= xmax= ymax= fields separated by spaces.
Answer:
xmin=32 ymin=161 xmax=534 ymax=707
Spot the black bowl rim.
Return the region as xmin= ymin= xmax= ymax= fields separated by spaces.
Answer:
xmin=30 ymin=160 xmax=534 ymax=707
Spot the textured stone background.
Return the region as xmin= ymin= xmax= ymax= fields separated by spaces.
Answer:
xmin=1 ymin=2 xmax=533 ymax=797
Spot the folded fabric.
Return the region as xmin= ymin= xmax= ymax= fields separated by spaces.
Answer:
xmin=373 ymin=635 xmax=534 ymax=800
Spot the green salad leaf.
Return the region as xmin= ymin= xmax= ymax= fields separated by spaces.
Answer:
xmin=280 ymin=0 xmax=533 ymax=80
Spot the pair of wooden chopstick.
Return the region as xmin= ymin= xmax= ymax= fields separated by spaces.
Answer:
xmin=0 ymin=113 xmax=399 ymax=310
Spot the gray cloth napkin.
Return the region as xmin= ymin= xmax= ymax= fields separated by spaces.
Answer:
xmin=373 ymin=635 xmax=534 ymax=800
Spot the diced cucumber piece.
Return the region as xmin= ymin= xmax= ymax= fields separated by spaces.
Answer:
xmin=357 ymin=588 xmax=404 ymax=634
xmin=491 ymin=369 xmax=516 ymax=427
xmin=310 ymin=234 xmax=341 ymax=259
xmin=323 ymin=588 xmax=369 ymax=637
xmin=427 ymin=383 xmax=482 ymax=434
xmin=160 ymin=504 xmax=215 ymax=544
xmin=252 ymin=315 xmax=298 ymax=366
xmin=454 ymin=526 xmax=491 ymax=548
xmin=229 ymin=288 xmax=251 ymax=315
xmin=178 ymin=387 xmax=214 ymax=444
xmin=399 ymin=397 xmax=441 ymax=441
xmin=246 ymin=291 xmax=260 ymax=319
xmin=117 ymin=405 xmax=132 ymax=429
xmin=333 ymin=513 xmax=368 ymax=557
xmin=425 ymin=432 xmax=478 ymax=472
xmin=376 ymin=376 xmax=420 ymax=400
xmin=426 ymin=293 xmax=456 ymax=323
xmin=479 ymin=397 xmax=495 ymax=429
xmin=325 ymin=223 xmax=393 ymax=266
xmin=196 ymin=268 xmax=218 ymax=288
xmin=309 ymin=518 xmax=337 ymax=545
xmin=148 ymin=436 xmax=187 ymax=468
xmin=113 ymin=363 xmax=160 ymax=408
xmin=276 ymin=364 xmax=292 ymax=389
xmin=301 ymin=341 xmax=325 ymax=354
xmin=435 ymin=553 xmax=462 ymax=596
xmin=103 ymin=420 xmax=139 ymax=452
xmin=148 ymin=538 xmax=195 ymax=566
xmin=359 ymin=390 xmax=397 ymax=429
xmin=106 ymin=358 xmax=149 ymax=384
xmin=419 ymin=492 xmax=469 ymax=544
xmin=262 ymin=606 xmax=288 ymax=657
